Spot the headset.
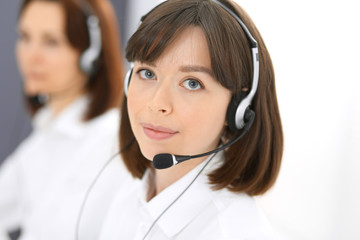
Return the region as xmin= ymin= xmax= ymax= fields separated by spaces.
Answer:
xmin=124 ymin=0 xmax=259 ymax=132
xmin=78 ymin=0 xmax=102 ymax=75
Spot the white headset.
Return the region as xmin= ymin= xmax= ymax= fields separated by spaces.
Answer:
xmin=78 ymin=0 xmax=102 ymax=75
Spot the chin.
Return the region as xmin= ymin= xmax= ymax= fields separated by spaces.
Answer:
xmin=23 ymin=86 xmax=41 ymax=96
xmin=138 ymin=145 xmax=161 ymax=162
xmin=141 ymin=151 xmax=155 ymax=162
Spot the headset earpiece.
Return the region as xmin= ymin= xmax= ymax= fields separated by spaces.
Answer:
xmin=124 ymin=64 xmax=134 ymax=96
xmin=79 ymin=2 xmax=102 ymax=75
xmin=226 ymin=91 xmax=247 ymax=131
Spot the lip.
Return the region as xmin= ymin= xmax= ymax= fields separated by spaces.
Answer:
xmin=141 ymin=122 xmax=178 ymax=140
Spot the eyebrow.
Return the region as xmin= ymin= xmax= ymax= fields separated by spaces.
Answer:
xmin=17 ymin=26 xmax=63 ymax=39
xmin=139 ymin=62 xmax=214 ymax=77
xmin=179 ymin=65 xmax=214 ymax=77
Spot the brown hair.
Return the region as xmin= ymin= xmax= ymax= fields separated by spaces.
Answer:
xmin=19 ymin=0 xmax=124 ymax=121
xmin=120 ymin=0 xmax=283 ymax=196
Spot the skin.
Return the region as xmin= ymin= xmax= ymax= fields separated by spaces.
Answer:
xmin=16 ymin=1 xmax=87 ymax=116
xmin=127 ymin=26 xmax=232 ymax=198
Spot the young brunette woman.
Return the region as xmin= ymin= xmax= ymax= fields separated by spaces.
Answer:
xmin=100 ymin=0 xmax=283 ymax=239
xmin=0 ymin=0 xmax=126 ymax=239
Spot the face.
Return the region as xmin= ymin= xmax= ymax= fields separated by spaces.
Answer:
xmin=16 ymin=1 xmax=87 ymax=97
xmin=128 ymin=26 xmax=232 ymax=161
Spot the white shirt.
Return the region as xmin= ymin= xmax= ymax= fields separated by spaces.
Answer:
xmin=99 ymin=152 xmax=277 ymax=240
xmin=0 ymin=96 xmax=132 ymax=240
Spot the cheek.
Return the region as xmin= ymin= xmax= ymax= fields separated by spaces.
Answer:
xmin=47 ymin=53 xmax=82 ymax=86
xmin=52 ymin=51 xmax=79 ymax=74
xmin=15 ymin=44 xmax=27 ymax=73
xmin=127 ymin=80 xmax=151 ymax=121
xmin=179 ymin=100 xmax=228 ymax=141
xmin=127 ymin=93 xmax=142 ymax=132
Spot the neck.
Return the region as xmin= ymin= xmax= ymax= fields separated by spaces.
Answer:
xmin=48 ymin=88 xmax=86 ymax=117
xmin=148 ymin=155 xmax=208 ymax=201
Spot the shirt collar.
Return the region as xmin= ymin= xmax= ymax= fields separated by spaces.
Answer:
xmin=139 ymin=151 xmax=226 ymax=237
xmin=32 ymin=95 xmax=90 ymax=138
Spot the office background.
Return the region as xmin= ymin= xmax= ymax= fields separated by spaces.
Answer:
xmin=0 ymin=0 xmax=125 ymax=163
xmin=1 ymin=0 xmax=359 ymax=239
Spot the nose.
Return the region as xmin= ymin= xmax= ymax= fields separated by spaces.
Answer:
xmin=147 ymin=82 xmax=173 ymax=115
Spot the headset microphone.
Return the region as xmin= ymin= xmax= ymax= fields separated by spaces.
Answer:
xmin=153 ymin=108 xmax=255 ymax=169
xmin=29 ymin=94 xmax=49 ymax=105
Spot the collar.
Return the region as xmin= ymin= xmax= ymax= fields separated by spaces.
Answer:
xmin=32 ymin=95 xmax=90 ymax=138
xmin=138 ymin=152 xmax=227 ymax=237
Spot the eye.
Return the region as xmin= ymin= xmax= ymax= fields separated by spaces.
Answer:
xmin=182 ymin=79 xmax=203 ymax=91
xmin=42 ymin=36 xmax=59 ymax=47
xmin=137 ymin=69 xmax=156 ymax=80
xmin=44 ymin=38 xmax=59 ymax=47
xmin=17 ymin=31 xmax=29 ymax=43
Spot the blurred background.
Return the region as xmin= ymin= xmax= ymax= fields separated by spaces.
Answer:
xmin=1 ymin=0 xmax=359 ymax=239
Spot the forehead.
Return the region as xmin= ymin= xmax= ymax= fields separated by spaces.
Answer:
xmin=151 ymin=26 xmax=211 ymax=67
xmin=19 ymin=1 xmax=65 ymax=34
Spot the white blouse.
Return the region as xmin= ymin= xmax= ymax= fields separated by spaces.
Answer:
xmin=0 ymin=96 xmax=131 ymax=240
xmin=99 ymin=152 xmax=278 ymax=240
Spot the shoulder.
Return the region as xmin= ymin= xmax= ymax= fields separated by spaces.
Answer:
xmin=212 ymin=190 xmax=279 ymax=240
xmin=1 ymin=128 xmax=38 ymax=167
xmin=86 ymin=108 xmax=120 ymax=133
xmin=83 ymin=109 xmax=120 ymax=155
xmin=99 ymin=176 xmax=140 ymax=237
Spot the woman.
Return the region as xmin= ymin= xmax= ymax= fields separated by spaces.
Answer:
xmin=100 ymin=0 xmax=283 ymax=239
xmin=0 ymin=0 xmax=126 ymax=239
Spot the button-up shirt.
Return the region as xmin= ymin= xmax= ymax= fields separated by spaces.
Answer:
xmin=0 ymin=96 xmax=130 ymax=240
xmin=99 ymin=152 xmax=277 ymax=240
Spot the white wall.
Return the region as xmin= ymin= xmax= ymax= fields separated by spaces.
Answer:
xmin=234 ymin=1 xmax=360 ymax=239
xmin=124 ymin=0 xmax=164 ymax=45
